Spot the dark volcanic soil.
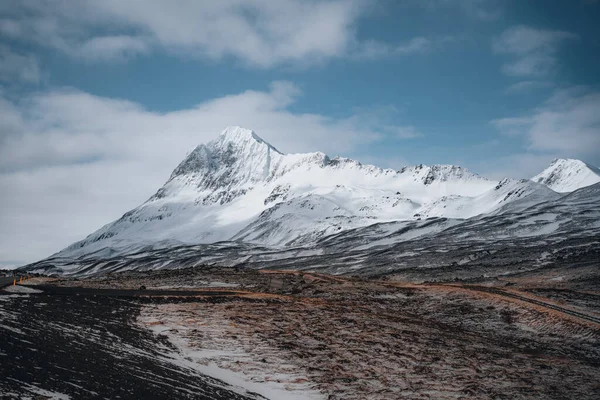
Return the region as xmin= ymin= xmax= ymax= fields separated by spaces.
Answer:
xmin=0 ymin=291 xmax=259 ymax=400
xmin=48 ymin=267 xmax=600 ymax=399
xmin=3 ymin=267 xmax=600 ymax=399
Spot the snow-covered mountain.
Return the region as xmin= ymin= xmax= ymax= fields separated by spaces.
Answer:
xmin=47 ymin=127 xmax=599 ymax=263
xmin=532 ymin=158 xmax=600 ymax=193
xmin=57 ymin=127 xmax=493 ymax=256
xmin=24 ymin=182 xmax=600 ymax=277
xmin=414 ymin=178 xmax=560 ymax=219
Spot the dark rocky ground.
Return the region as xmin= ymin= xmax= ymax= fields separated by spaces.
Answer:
xmin=0 ymin=290 xmax=262 ymax=400
xmin=39 ymin=267 xmax=600 ymax=399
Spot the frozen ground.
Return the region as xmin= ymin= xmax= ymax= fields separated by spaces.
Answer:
xmin=42 ymin=267 xmax=600 ymax=399
xmin=0 ymin=289 xmax=266 ymax=400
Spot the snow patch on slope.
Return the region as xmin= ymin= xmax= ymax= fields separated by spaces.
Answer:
xmin=415 ymin=179 xmax=560 ymax=219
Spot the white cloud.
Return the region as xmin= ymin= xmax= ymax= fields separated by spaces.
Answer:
xmin=491 ymin=116 xmax=533 ymax=136
xmin=505 ymin=80 xmax=552 ymax=94
xmin=355 ymin=37 xmax=431 ymax=59
xmin=0 ymin=0 xmax=368 ymax=66
xmin=493 ymin=26 xmax=576 ymax=55
xmin=0 ymin=81 xmax=420 ymax=264
xmin=0 ymin=45 xmax=41 ymax=83
xmin=492 ymin=88 xmax=600 ymax=161
xmin=460 ymin=0 xmax=502 ymax=20
xmin=423 ymin=0 xmax=502 ymax=20
xmin=528 ymin=91 xmax=600 ymax=154
xmin=78 ymin=35 xmax=150 ymax=62
xmin=501 ymin=53 xmax=556 ymax=77
xmin=493 ymin=25 xmax=577 ymax=77
xmin=0 ymin=1 xmax=456 ymax=67
xmin=353 ymin=34 xmax=468 ymax=60
xmin=395 ymin=37 xmax=432 ymax=54
xmin=385 ymin=126 xmax=424 ymax=139
xmin=477 ymin=153 xmax=558 ymax=180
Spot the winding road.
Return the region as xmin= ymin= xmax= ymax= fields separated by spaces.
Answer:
xmin=458 ymin=284 xmax=600 ymax=326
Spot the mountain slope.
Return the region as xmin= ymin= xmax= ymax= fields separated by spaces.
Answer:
xmin=42 ymin=127 xmax=599 ymax=268
xmin=23 ymin=183 xmax=600 ymax=277
xmin=56 ymin=126 xmax=496 ymax=258
xmin=532 ymin=158 xmax=600 ymax=193
xmin=414 ymin=178 xmax=560 ymax=219
xmin=22 ymin=126 xmax=600 ymax=277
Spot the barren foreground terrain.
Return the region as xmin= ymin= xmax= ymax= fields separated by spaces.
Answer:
xmin=40 ymin=267 xmax=600 ymax=399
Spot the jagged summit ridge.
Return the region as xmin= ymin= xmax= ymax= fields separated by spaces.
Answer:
xmin=169 ymin=126 xmax=280 ymax=180
xmin=160 ymin=126 xmax=493 ymax=206
xmin=532 ymin=158 xmax=600 ymax=193
xmin=399 ymin=164 xmax=489 ymax=185
xmin=219 ymin=126 xmax=281 ymax=151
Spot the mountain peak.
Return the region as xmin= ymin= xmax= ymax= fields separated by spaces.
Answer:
xmin=48 ymin=126 xmax=536 ymax=262
xmin=154 ymin=126 xmax=289 ymax=204
xmin=532 ymin=158 xmax=600 ymax=193
xmin=548 ymin=158 xmax=600 ymax=171
xmin=218 ymin=126 xmax=281 ymax=153
xmin=550 ymin=158 xmax=583 ymax=167
xmin=219 ymin=126 xmax=256 ymax=141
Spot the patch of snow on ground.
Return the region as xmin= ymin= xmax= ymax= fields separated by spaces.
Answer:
xmin=10 ymin=381 xmax=71 ymax=399
xmin=3 ymin=285 xmax=43 ymax=294
xmin=0 ymin=294 xmax=28 ymax=301
xmin=139 ymin=309 xmax=325 ymax=400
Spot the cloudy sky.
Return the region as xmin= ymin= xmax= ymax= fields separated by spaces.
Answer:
xmin=1 ymin=0 xmax=599 ymax=267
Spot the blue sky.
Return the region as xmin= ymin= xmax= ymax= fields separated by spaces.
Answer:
xmin=1 ymin=0 xmax=599 ymax=266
